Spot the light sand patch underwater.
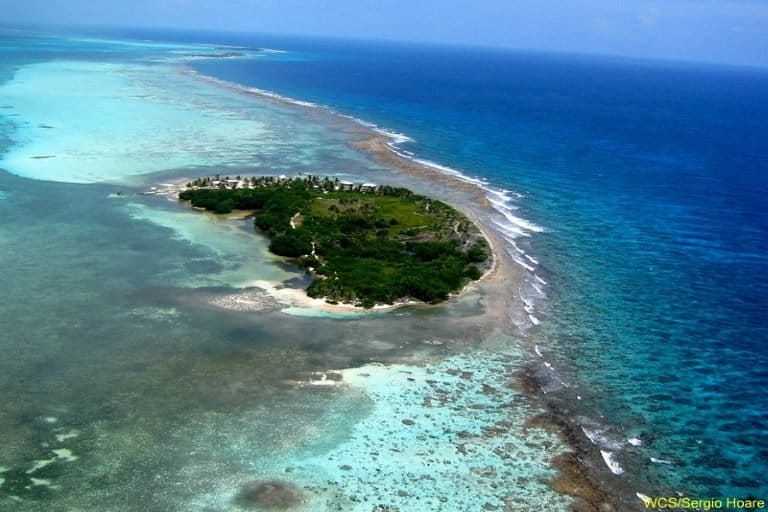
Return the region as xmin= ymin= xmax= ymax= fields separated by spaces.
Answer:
xmin=0 ymin=60 xmax=357 ymax=184
xmin=187 ymin=352 xmax=572 ymax=512
xmin=123 ymin=201 xmax=300 ymax=287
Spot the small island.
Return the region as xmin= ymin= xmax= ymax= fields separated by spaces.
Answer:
xmin=179 ymin=175 xmax=491 ymax=308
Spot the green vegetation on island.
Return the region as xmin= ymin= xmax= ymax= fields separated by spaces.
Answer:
xmin=179 ymin=175 xmax=491 ymax=308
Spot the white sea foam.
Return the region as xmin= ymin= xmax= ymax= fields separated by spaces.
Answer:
xmin=497 ymin=209 xmax=545 ymax=234
xmin=581 ymin=427 xmax=601 ymax=444
xmin=187 ymin=69 xmax=323 ymax=109
xmin=528 ymin=314 xmax=540 ymax=325
xmin=372 ymin=126 xmax=412 ymax=144
xmin=534 ymin=274 xmax=548 ymax=285
xmin=601 ymin=450 xmax=624 ymax=475
xmin=650 ymin=457 xmax=675 ymax=465
xmin=581 ymin=425 xmax=625 ymax=450
xmin=627 ymin=437 xmax=643 ymax=447
xmin=488 ymin=195 xmax=517 ymax=211
xmin=493 ymin=220 xmax=528 ymax=238
xmin=637 ymin=492 xmax=652 ymax=504
xmin=534 ymin=345 xmax=544 ymax=357
xmin=508 ymin=238 xmax=527 ymax=254
xmin=508 ymin=250 xmax=536 ymax=272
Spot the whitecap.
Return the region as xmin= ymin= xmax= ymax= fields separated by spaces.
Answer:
xmin=496 ymin=208 xmax=545 ymax=234
xmin=372 ymin=127 xmax=412 ymax=144
xmin=580 ymin=425 xmax=624 ymax=450
xmin=507 ymin=238 xmax=527 ymax=254
xmin=601 ymin=450 xmax=624 ymax=475
xmin=487 ymin=195 xmax=518 ymax=211
xmin=185 ymin=70 xmax=322 ymax=109
xmin=493 ymin=220 xmax=528 ymax=239
xmin=508 ymin=252 xmax=536 ymax=272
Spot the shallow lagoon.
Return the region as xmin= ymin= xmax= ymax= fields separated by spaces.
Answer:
xmin=0 ymin=58 xmax=374 ymax=184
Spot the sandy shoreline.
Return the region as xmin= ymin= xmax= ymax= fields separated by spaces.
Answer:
xmin=349 ymin=134 xmax=493 ymax=207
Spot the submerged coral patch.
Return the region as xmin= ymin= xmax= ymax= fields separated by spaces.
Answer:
xmin=237 ymin=480 xmax=305 ymax=510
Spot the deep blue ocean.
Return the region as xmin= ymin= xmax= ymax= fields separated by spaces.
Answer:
xmin=3 ymin=25 xmax=768 ymax=503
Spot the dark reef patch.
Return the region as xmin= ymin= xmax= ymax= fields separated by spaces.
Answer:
xmin=514 ymin=362 xmax=636 ymax=512
xmin=237 ymin=480 xmax=304 ymax=510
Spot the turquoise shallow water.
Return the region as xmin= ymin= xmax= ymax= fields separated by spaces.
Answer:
xmin=0 ymin=58 xmax=373 ymax=184
xmin=0 ymin=32 xmax=572 ymax=511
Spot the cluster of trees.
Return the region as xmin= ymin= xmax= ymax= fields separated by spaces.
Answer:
xmin=179 ymin=179 xmax=490 ymax=308
xmin=180 ymin=182 xmax=311 ymax=218
xmin=305 ymin=237 xmax=484 ymax=307
xmin=185 ymin=174 xmax=411 ymax=195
